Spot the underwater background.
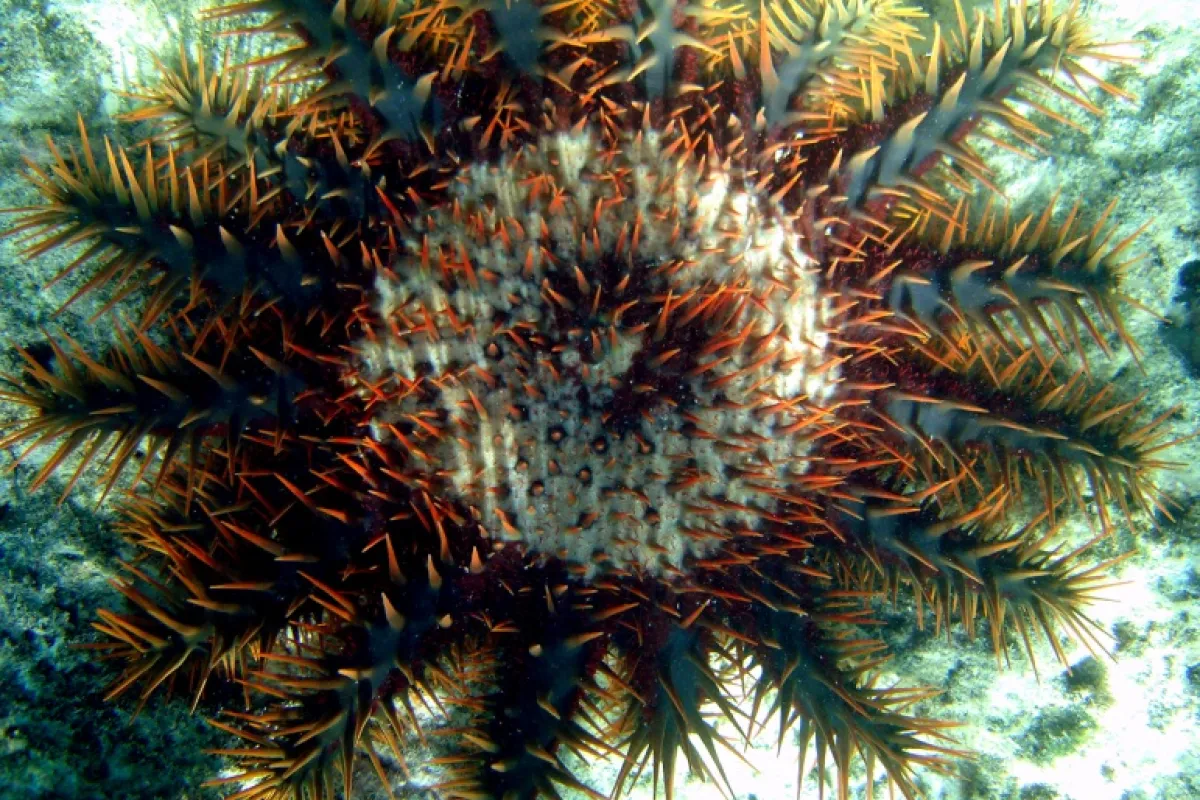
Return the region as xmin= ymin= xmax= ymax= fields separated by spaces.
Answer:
xmin=0 ymin=1 xmax=1197 ymax=799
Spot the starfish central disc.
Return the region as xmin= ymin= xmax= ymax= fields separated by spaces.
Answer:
xmin=361 ymin=131 xmax=839 ymax=575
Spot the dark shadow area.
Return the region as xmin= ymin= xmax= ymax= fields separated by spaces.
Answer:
xmin=1163 ymin=258 xmax=1200 ymax=376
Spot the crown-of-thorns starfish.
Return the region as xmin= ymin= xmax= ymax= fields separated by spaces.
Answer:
xmin=0 ymin=1 xmax=1182 ymax=799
